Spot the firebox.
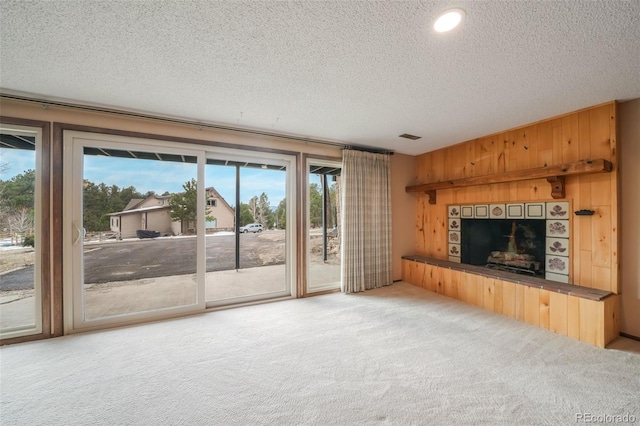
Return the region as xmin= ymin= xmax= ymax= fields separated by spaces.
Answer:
xmin=461 ymin=219 xmax=546 ymax=276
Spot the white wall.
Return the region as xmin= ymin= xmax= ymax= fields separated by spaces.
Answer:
xmin=619 ymin=98 xmax=640 ymax=338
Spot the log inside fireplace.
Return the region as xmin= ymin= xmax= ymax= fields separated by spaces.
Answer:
xmin=486 ymin=251 xmax=541 ymax=276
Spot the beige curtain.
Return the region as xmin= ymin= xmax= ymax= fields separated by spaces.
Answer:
xmin=340 ymin=149 xmax=392 ymax=293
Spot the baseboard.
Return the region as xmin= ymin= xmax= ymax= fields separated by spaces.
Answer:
xmin=620 ymin=332 xmax=640 ymax=342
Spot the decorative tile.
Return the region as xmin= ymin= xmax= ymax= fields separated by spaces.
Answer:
xmin=546 ymin=201 xmax=570 ymax=219
xmin=475 ymin=205 xmax=489 ymax=218
xmin=546 ymin=255 xmax=569 ymax=275
xmin=448 ymin=244 xmax=461 ymax=257
xmin=506 ymin=203 xmax=525 ymax=219
xmin=546 ymin=220 xmax=569 ymax=238
xmin=489 ymin=204 xmax=506 ymax=219
xmin=461 ymin=205 xmax=474 ymax=218
xmin=546 ymin=237 xmax=569 ymax=255
xmin=545 ymin=272 xmax=569 ymax=283
xmin=448 ymin=218 xmax=461 ymax=231
xmin=448 ymin=231 xmax=461 ymax=244
xmin=448 ymin=256 xmax=461 ymax=263
xmin=448 ymin=205 xmax=461 ymax=218
xmin=525 ymin=203 xmax=545 ymax=219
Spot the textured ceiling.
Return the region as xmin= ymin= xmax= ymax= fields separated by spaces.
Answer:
xmin=1 ymin=1 xmax=639 ymax=155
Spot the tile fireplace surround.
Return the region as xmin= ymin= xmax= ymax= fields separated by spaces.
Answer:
xmin=447 ymin=201 xmax=571 ymax=283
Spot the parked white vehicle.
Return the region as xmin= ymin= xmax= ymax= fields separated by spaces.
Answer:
xmin=239 ymin=223 xmax=263 ymax=233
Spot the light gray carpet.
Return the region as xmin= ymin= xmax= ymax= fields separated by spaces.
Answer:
xmin=1 ymin=282 xmax=639 ymax=425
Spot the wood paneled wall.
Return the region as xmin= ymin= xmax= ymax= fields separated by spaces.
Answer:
xmin=414 ymin=102 xmax=618 ymax=293
xmin=403 ymin=260 xmax=620 ymax=348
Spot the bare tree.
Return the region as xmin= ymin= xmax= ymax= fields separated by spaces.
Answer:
xmin=7 ymin=207 xmax=34 ymax=243
xmin=248 ymin=196 xmax=259 ymax=223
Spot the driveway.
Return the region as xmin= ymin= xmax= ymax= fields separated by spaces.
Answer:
xmin=0 ymin=231 xmax=285 ymax=290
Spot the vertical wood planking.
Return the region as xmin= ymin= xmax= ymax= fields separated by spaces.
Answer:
xmin=482 ymin=277 xmax=495 ymax=312
xmin=539 ymin=289 xmax=551 ymax=330
xmin=515 ymin=284 xmax=526 ymax=321
xmin=523 ymin=287 xmax=541 ymax=326
xmin=413 ymin=102 xmax=617 ymax=295
xmin=493 ymin=279 xmax=504 ymax=315
xmin=603 ymin=295 xmax=619 ymax=346
xmin=609 ymin=102 xmax=619 ymax=293
xmin=549 ymin=291 xmax=568 ymax=336
xmin=502 ymin=281 xmax=516 ymax=319
xmin=579 ymin=298 xmax=604 ymax=347
xmin=591 ymin=266 xmax=612 ymax=293
xmin=562 ymin=114 xmax=580 ymax=163
xmin=475 ymin=274 xmax=484 ymax=308
xmin=410 ymin=100 xmax=619 ymax=344
xmin=402 ymin=259 xmax=614 ymax=347
xmin=567 ymin=295 xmax=581 ymax=340
xmin=466 ymin=272 xmax=478 ymax=306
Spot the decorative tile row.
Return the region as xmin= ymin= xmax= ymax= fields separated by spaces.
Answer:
xmin=448 ymin=202 xmax=570 ymax=220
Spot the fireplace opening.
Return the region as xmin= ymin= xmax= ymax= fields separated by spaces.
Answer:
xmin=461 ymin=219 xmax=546 ymax=276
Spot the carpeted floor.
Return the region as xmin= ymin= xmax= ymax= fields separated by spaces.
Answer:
xmin=1 ymin=282 xmax=639 ymax=425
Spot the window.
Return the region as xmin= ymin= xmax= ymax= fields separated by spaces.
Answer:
xmin=0 ymin=121 xmax=49 ymax=341
xmin=206 ymin=198 xmax=217 ymax=207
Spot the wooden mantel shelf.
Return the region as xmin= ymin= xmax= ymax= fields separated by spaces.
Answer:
xmin=406 ymin=158 xmax=612 ymax=204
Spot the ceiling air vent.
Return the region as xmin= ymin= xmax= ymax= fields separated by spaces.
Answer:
xmin=399 ymin=133 xmax=422 ymax=140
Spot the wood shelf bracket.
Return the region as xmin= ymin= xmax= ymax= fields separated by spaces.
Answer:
xmin=547 ymin=176 xmax=566 ymax=199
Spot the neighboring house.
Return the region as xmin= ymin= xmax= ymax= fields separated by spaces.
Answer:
xmin=108 ymin=188 xmax=235 ymax=238
xmin=108 ymin=194 xmax=174 ymax=239
xmin=205 ymin=186 xmax=235 ymax=231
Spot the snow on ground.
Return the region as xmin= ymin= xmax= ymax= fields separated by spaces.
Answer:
xmin=0 ymin=238 xmax=30 ymax=251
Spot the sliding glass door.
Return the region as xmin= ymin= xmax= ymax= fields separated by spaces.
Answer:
xmin=64 ymin=132 xmax=205 ymax=330
xmin=63 ymin=131 xmax=296 ymax=332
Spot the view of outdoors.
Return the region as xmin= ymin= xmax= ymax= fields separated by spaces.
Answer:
xmin=1 ymin=134 xmax=342 ymax=332
xmin=79 ymin=148 xmax=293 ymax=319
xmin=0 ymin=134 xmax=38 ymax=336
xmin=308 ymin=169 xmax=341 ymax=291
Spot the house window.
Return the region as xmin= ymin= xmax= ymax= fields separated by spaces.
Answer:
xmin=206 ymin=198 xmax=217 ymax=207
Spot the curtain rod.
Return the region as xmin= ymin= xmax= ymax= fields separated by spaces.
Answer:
xmin=0 ymin=93 xmax=394 ymax=155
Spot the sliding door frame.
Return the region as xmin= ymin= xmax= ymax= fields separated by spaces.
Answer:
xmin=55 ymin=123 xmax=302 ymax=333
xmin=0 ymin=116 xmax=51 ymax=345
xmin=300 ymin=154 xmax=342 ymax=297
xmin=204 ymin=148 xmax=298 ymax=307
xmin=63 ymin=131 xmax=207 ymax=332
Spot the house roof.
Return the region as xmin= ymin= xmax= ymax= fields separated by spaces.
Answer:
xmin=107 ymin=205 xmax=170 ymax=217
xmin=1 ymin=1 xmax=639 ymax=155
xmin=123 ymin=199 xmax=144 ymax=211
xmin=205 ymin=187 xmax=234 ymax=212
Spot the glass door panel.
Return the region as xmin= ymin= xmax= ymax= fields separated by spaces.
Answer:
xmin=206 ymin=157 xmax=291 ymax=303
xmin=0 ymin=126 xmax=43 ymax=339
xmin=307 ymin=160 xmax=342 ymax=293
xmin=64 ymin=132 xmax=205 ymax=331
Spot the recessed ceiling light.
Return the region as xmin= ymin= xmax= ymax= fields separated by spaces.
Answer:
xmin=434 ymin=8 xmax=465 ymax=33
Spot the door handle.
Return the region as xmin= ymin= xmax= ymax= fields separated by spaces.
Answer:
xmin=72 ymin=221 xmax=82 ymax=245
